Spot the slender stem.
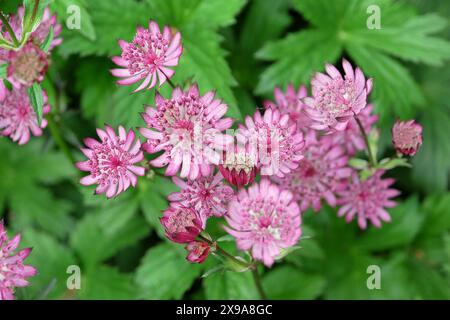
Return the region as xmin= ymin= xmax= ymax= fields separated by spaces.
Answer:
xmin=0 ymin=12 xmax=19 ymax=47
xmin=198 ymin=234 xmax=249 ymax=269
xmin=47 ymin=114 xmax=75 ymax=164
xmin=160 ymin=69 xmax=176 ymax=89
xmin=251 ymin=267 xmax=267 ymax=300
xmin=354 ymin=114 xmax=377 ymax=166
xmin=27 ymin=0 xmax=40 ymax=31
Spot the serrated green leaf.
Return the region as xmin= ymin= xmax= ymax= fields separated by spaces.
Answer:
xmin=51 ymin=0 xmax=96 ymax=41
xmin=27 ymin=83 xmax=44 ymax=126
xmin=203 ymin=270 xmax=258 ymax=299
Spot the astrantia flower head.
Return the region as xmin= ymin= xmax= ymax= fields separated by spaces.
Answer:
xmin=219 ymin=143 xmax=259 ymax=188
xmin=274 ymin=131 xmax=352 ymax=212
xmin=239 ymin=108 xmax=305 ymax=177
xmin=326 ymin=104 xmax=378 ymax=156
xmin=185 ymin=241 xmax=210 ymax=263
xmin=0 ymin=86 xmax=50 ymax=145
xmin=264 ymin=84 xmax=312 ymax=130
xmin=140 ymin=84 xmax=233 ymax=179
xmin=337 ymin=170 xmax=400 ymax=229
xmin=392 ymin=119 xmax=423 ymax=156
xmin=224 ymin=179 xmax=301 ymax=267
xmin=0 ymin=221 xmax=37 ymax=300
xmin=161 ymin=205 xmax=203 ymax=243
xmin=304 ymin=59 xmax=373 ymax=132
xmin=76 ymin=125 xmax=145 ymax=198
xmin=111 ymin=20 xmax=182 ymax=91
xmin=168 ymin=172 xmax=234 ymax=221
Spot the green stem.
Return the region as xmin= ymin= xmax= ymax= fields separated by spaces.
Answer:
xmin=198 ymin=234 xmax=249 ymax=269
xmin=354 ymin=114 xmax=377 ymax=166
xmin=0 ymin=12 xmax=19 ymax=47
xmin=47 ymin=114 xmax=75 ymax=164
xmin=251 ymin=267 xmax=267 ymax=300
xmin=27 ymin=0 xmax=40 ymax=31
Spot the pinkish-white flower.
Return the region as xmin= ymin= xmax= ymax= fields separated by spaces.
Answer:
xmin=111 ymin=20 xmax=182 ymax=91
xmin=76 ymin=125 xmax=145 ymax=198
xmin=273 ymin=131 xmax=352 ymax=212
xmin=168 ymin=172 xmax=234 ymax=221
xmin=238 ymin=108 xmax=305 ymax=178
xmin=392 ymin=119 xmax=423 ymax=156
xmin=264 ymin=84 xmax=312 ymax=130
xmin=161 ymin=205 xmax=203 ymax=243
xmin=140 ymin=84 xmax=233 ymax=180
xmin=0 ymin=221 xmax=37 ymax=300
xmin=0 ymin=86 xmax=50 ymax=145
xmin=224 ymin=179 xmax=302 ymax=267
xmin=304 ymin=59 xmax=373 ymax=132
xmin=185 ymin=241 xmax=210 ymax=263
xmin=337 ymin=170 xmax=400 ymax=229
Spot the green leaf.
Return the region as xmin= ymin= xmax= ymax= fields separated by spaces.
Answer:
xmin=378 ymin=157 xmax=412 ymax=170
xmin=0 ymin=63 xmax=7 ymax=78
xmin=420 ymin=194 xmax=450 ymax=237
xmin=409 ymin=260 xmax=450 ymax=299
xmin=263 ymin=266 xmax=325 ymax=299
xmin=40 ymin=26 xmax=54 ymax=53
xmin=27 ymin=83 xmax=44 ymax=126
xmin=135 ymin=243 xmax=203 ymax=299
xmin=23 ymin=0 xmax=52 ymax=34
xmin=358 ymin=197 xmax=424 ymax=251
xmin=203 ymin=270 xmax=259 ymax=299
xmin=349 ymin=158 xmax=369 ymax=170
xmin=51 ymin=0 xmax=96 ymax=41
xmin=78 ymin=266 xmax=136 ymax=300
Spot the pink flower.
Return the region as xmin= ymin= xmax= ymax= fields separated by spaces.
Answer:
xmin=264 ymin=84 xmax=312 ymax=130
xmin=6 ymin=42 xmax=48 ymax=87
xmin=326 ymin=104 xmax=378 ymax=156
xmin=185 ymin=241 xmax=210 ymax=263
xmin=238 ymin=108 xmax=305 ymax=177
xmin=273 ymin=131 xmax=352 ymax=212
xmin=168 ymin=172 xmax=234 ymax=221
xmin=0 ymin=86 xmax=50 ymax=145
xmin=304 ymin=59 xmax=373 ymax=132
xmin=161 ymin=206 xmax=203 ymax=243
xmin=111 ymin=20 xmax=182 ymax=91
xmin=337 ymin=170 xmax=400 ymax=229
xmin=0 ymin=221 xmax=37 ymax=300
xmin=392 ymin=119 xmax=423 ymax=156
xmin=76 ymin=125 xmax=145 ymax=198
xmin=224 ymin=179 xmax=302 ymax=267
xmin=218 ymin=143 xmax=258 ymax=188
xmin=140 ymin=84 xmax=233 ymax=179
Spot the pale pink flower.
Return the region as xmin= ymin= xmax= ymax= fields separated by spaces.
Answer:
xmin=218 ymin=143 xmax=259 ymax=188
xmin=0 ymin=221 xmax=37 ymax=300
xmin=274 ymin=131 xmax=352 ymax=212
xmin=264 ymin=84 xmax=312 ymax=130
xmin=111 ymin=20 xmax=182 ymax=91
xmin=337 ymin=170 xmax=400 ymax=229
xmin=326 ymin=104 xmax=378 ymax=156
xmin=224 ymin=179 xmax=302 ymax=267
xmin=238 ymin=108 xmax=305 ymax=177
xmin=168 ymin=172 xmax=234 ymax=221
xmin=185 ymin=241 xmax=210 ymax=263
xmin=76 ymin=125 xmax=145 ymax=198
xmin=0 ymin=86 xmax=50 ymax=145
xmin=140 ymin=84 xmax=233 ymax=179
xmin=304 ymin=59 xmax=373 ymax=132
xmin=161 ymin=205 xmax=203 ymax=243
xmin=392 ymin=119 xmax=423 ymax=156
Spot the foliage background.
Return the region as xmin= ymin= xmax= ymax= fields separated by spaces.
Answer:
xmin=0 ymin=0 xmax=449 ymax=299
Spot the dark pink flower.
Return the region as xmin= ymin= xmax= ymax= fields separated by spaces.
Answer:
xmin=304 ymin=59 xmax=373 ymax=132
xmin=392 ymin=119 xmax=423 ymax=156
xmin=0 ymin=86 xmax=50 ymax=145
xmin=337 ymin=170 xmax=400 ymax=229
xmin=140 ymin=84 xmax=233 ymax=179
xmin=185 ymin=241 xmax=210 ymax=263
xmin=218 ymin=143 xmax=259 ymax=188
xmin=264 ymin=84 xmax=312 ymax=130
xmin=111 ymin=21 xmax=182 ymax=91
xmin=274 ymin=131 xmax=352 ymax=212
xmin=168 ymin=172 xmax=234 ymax=221
xmin=224 ymin=179 xmax=302 ymax=267
xmin=76 ymin=125 xmax=145 ymax=198
xmin=238 ymin=108 xmax=305 ymax=178
xmin=161 ymin=206 xmax=203 ymax=243
xmin=0 ymin=221 xmax=37 ymax=300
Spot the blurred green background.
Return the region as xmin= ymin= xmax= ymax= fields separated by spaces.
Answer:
xmin=0 ymin=0 xmax=449 ymax=299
